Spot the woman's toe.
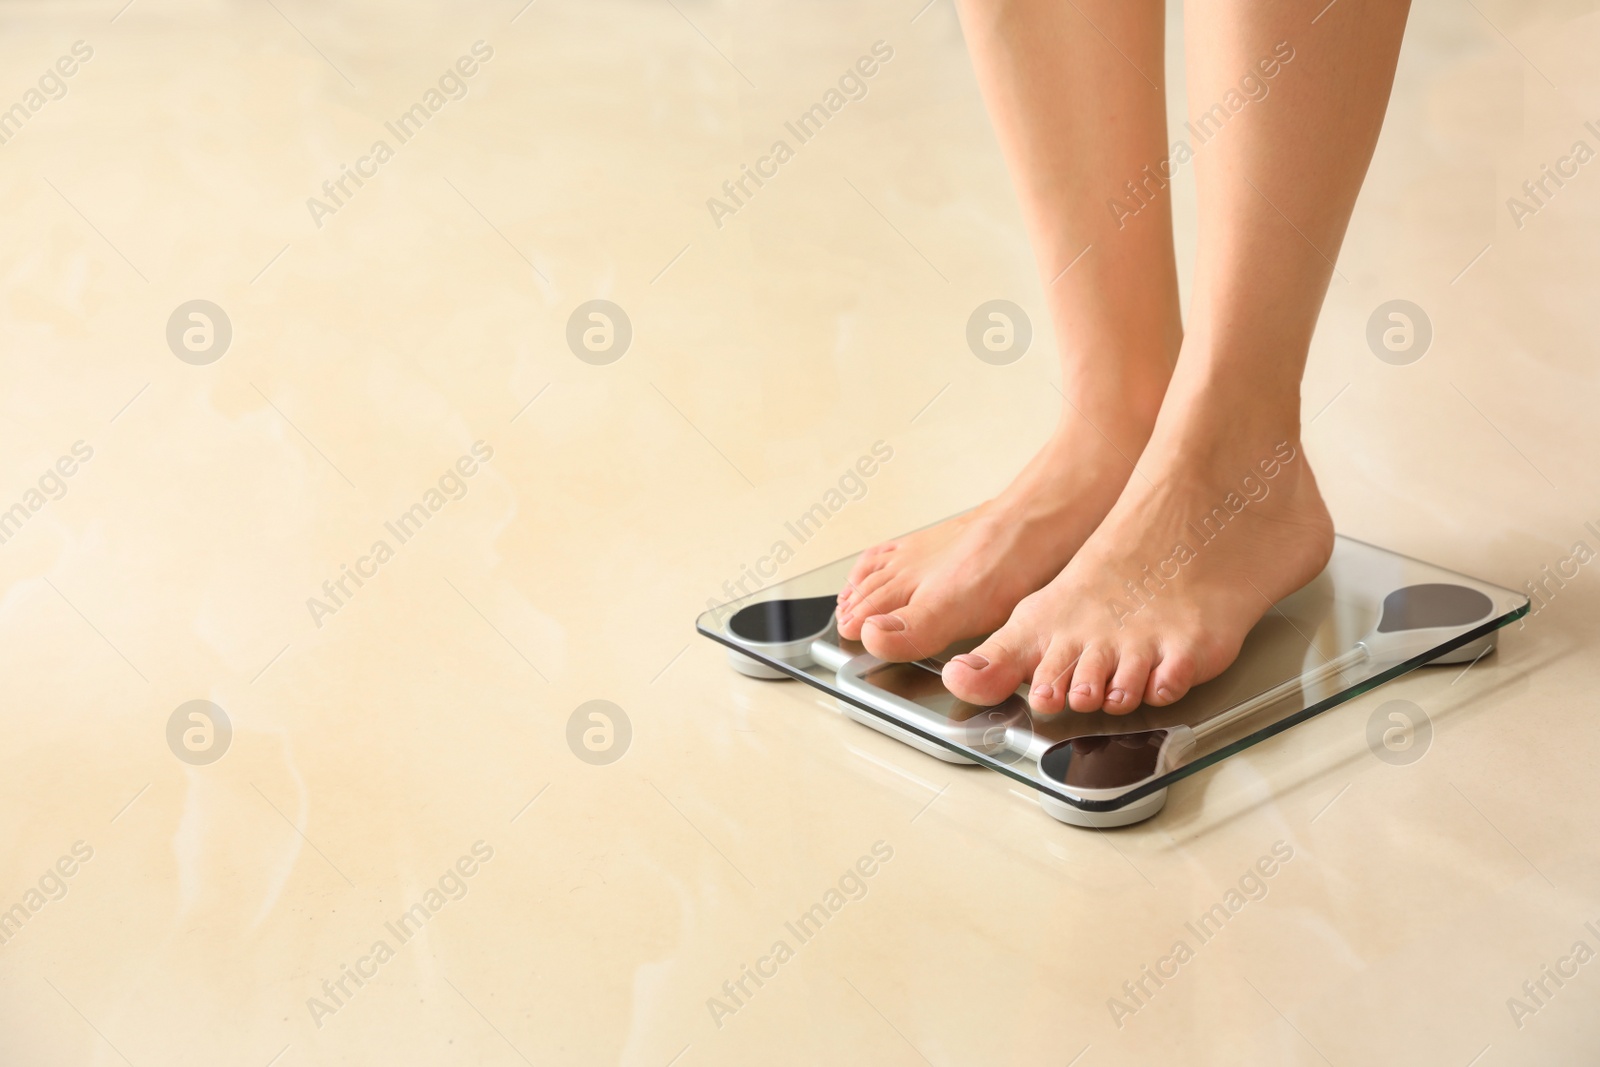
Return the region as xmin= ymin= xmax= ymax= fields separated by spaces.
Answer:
xmin=837 ymin=569 xmax=901 ymax=638
xmin=943 ymin=626 xmax=1035 ymax=706
xmin=1028 ymin=639 xmax=1083 ymax=715
xmin=1145 ymin=645 xmax=1198 ymax=706
xmin=1104 ymin=648 xmax=1154 ymax=715
xmin=1067 ymin=644 xmax=1117 ymax=712
xmin=856 ymin=549 xmax=894 ymax=579
xmin=841 ymin=551 xmax=888 ymax=595
xmin=860 ymin=593 xmax=957 ymax=662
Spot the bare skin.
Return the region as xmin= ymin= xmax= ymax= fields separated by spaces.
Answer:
xmin=942 ymin=376 xmax=1336 ymax=713
xmin=836 ymin=422 xmax=1140 ymax=660
xmin=838 ymin=0 xmax=1182 ymax=658
xmin=849 ymin=0 xmax=1412 ymax=713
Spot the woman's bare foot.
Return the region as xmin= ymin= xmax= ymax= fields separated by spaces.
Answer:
xmin=941 ymin=392 xmax=1335 ymax=715
xmin=888 ymin=0 xmax=1404 ymax=715
xmin=833 ymin=0 xmax=1186 ymax=663
xmin=836 ymin=407 xmax=1157 ymax=662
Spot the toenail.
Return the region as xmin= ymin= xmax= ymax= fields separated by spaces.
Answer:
xmin=951 ymin=653 xmax=989 ymax=670
xmin=1071 ymin=684 xmax=1092 ymax=696
xmin=1156 ymin=686 xmax=1175 ymax=702
xmin=1031 ymin=683 xmax=1054 ymax=702
xmin=866 ymin=614 xmax=905 ymax=632
xmin=1107 ymin=688 xmax=1128 ymax=704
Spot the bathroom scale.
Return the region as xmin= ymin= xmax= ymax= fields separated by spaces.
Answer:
xmin=695 ymin=534 xmax=1528 ymax=827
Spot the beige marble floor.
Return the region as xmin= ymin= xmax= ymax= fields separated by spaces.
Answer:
xmin=1 ymin=0 xmax=1598 ymax=1063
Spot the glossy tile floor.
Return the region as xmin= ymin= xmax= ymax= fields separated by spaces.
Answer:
xmin=2 ymin=1 xmax=1597 ymax=1064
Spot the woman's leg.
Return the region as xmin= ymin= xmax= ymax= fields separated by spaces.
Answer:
xmin=838 ymin=0 xmax=1181 ymax=661
xmin=943 ymin=0 xmax=1411 ymax=714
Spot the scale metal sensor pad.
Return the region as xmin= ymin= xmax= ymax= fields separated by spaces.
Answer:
xmin=695 ymin=535 xmax=1528 ymax=827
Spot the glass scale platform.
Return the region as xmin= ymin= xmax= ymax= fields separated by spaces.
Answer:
xmin=696 ymin=535 xmax=1528 ymax=827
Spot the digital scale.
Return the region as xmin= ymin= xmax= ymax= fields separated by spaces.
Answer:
xmin=696 ymin=534 xmax=1528 ymax=827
